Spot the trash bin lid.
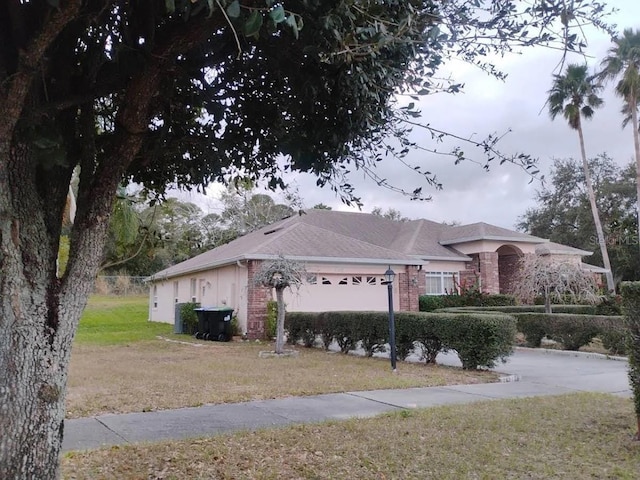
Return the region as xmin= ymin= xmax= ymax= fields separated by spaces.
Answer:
xmin=193 ymin=307 xmax=234 ymax=312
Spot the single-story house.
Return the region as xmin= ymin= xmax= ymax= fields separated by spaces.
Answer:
xmin=147 ymin=209 xmax=601 ymax=338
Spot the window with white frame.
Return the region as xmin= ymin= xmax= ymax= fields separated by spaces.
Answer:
xmin=425 ymin=272 xmax=457 ymax=295
xmin=190 ymin=278 xmax=197 ymax=302
xmin=173 ymin=281 xmax=179 ymax=303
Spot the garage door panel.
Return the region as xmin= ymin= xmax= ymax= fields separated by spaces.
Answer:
xmin=284 ymin=274 xmax=398 ymax=312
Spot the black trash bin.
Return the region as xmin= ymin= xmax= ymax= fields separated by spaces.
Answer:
xmin=193 ymin=307 xmax=234 ymax=341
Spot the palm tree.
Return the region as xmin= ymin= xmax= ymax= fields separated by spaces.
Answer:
xmin=548 ymin=63 xmax=615 ymax=292
xmin=599 ymin=28 xmax=640 ymax=261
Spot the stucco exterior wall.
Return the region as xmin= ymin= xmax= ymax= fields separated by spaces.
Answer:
xmin=422 ymin=260 xmax=467 ymax=272
xmin=452 ymin=240 xmax=540 ymax=255
xmin=148 ymin=264 xmax=248 ymax=330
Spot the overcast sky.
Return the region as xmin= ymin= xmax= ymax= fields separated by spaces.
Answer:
xmin=183 ymin=1 xmax=640 ymax=232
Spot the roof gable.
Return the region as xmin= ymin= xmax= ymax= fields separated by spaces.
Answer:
xmin=438 ymin=222 xmax=546 ymax=245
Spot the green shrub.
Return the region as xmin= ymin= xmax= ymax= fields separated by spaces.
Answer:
xmin=419 ymin=296 xmax=445 ymax=312
xmin=287 ymin=310 xmax=516 ymax=369
xmin=395 ymin=312 xmax=446 ymax=363
xmin=352 ymin=312 xmax=388 ymax=357
xmin=513 ymin=313 xmax=623 ymax=351
xmin=265 ymin=300 xmax=277 ymax=338
xmin=595 ymin=294 xmax=623 ymax=316
xmin=394 ymin=313 xmax=424 ymax=360
xmin=231 ymin=316 xmax=240 ymax=336
xmin=286 ymin=311 xmax=320 ymax=347
xmin=437 ymin=305 xmax=599 ymax=315
xmin=514 ymin=313 xmax=550 ymax=348
xmin=547 ymin=315 xmax=602 ymax=351
xmin=435 ymin=313 xmax=516 ymax=369
xmin=419 ymin=293 xmax=516 ymax=312
xmin=179 ymin=302 xmax=200 ymax=335
xmin=620 ymin=282 xmax=640 ymax=424
xmin=600 ymin=329 xmax=628 ymax=355
xmin=324 ymin=312 xmax=357 ymax=354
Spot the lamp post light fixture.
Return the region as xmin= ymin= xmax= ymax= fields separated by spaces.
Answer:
xmin=382 ymin=266 xmax=397 ymax=371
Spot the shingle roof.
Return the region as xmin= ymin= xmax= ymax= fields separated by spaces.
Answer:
xmin=390 ymin=219 xmax=468 ymax=259
xmin=438 ymin=222 xmax=546 ymax=245
xmin=149 ymin=210 xmax=589 ymax=280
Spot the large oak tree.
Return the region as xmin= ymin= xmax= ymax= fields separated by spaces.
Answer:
xmin=0 ymin=1 xmax=614 ymax=478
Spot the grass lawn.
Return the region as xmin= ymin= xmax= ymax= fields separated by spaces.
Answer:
xmin=61 ymin=393 xmax=640 ymax=479
xmin=74 ymin=295 xmax=172 ymax=344
xmin=67 ymin=296 xmax=497 ymax=418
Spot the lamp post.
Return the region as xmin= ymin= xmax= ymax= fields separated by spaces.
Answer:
xmin=383 ymin=266 xmax=397 ymax=371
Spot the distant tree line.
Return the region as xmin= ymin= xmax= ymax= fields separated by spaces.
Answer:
xmin=519 ymin=154 xmax=639 ymax=283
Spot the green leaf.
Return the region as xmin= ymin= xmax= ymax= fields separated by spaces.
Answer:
xmin=244 ymin=10 xmax=263 ymax=37
xmin=165 ymin=0 xmax=175 ymax=14
xmin=269 ymin=4 xmax=285 ymax=24
xmin=226 ymin=0 xmax=240 ymax=18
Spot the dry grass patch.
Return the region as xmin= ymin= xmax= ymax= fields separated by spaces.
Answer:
xmin=62 ymin=393 xmax=640 ymax=479
xmin=66 ymin=340 xmax=495 ymax=418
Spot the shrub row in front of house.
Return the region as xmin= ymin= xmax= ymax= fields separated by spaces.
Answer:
xmin=435 ymin=304 xmax=600 ymax=315
xmin=515 ymin=313 xmax=626 ymax=351
xmin=418 ymin=294 xmax=516 ymax=312
xmin=285 ymin=311 xmax=517 ymax=370
xmin=435 ymin=305 xmax=626 ymax=353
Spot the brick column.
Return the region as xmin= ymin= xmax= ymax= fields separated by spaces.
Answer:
xmin=477 ymin=252 xmax=499 ymax=294
xmin=398 ymin=265 xmax=421 ymax=311
xmin=246 ymin=260 xmax=272 ymax=339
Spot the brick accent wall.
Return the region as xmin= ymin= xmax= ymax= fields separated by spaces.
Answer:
xmin=477 ymin=252 xmax=500 ymax=294
xmin=246 ymin=260 xmax=272 ymax=339
xmin=458 ymin=269 xmax=479 ymax=290
xmin=498 ymin=254 xmax=520 ymax=294
xmin=398 ymin=265 xmax=421 ymax=311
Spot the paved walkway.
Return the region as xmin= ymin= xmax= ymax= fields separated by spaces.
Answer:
xmin=62 ymin=348 xmax=631 ymax=452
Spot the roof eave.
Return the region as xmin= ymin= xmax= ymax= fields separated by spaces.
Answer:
xmin=409 ymin=254 xmax=472 ymax=262
xmin=147 ymin=254 xmax=427 ymax=282
xmin=439 ymin=235 xmax=547 ymax=246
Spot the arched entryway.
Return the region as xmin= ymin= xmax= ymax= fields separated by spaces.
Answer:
xmin=496 ymin=245 xmax=523 ymax=294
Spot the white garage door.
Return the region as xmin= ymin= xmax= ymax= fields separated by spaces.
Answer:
xmin=285 ymin=273 xmax=398 ymax=312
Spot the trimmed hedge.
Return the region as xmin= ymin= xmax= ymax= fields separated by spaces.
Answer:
xmin=419 ymin=294 xmax=516 ymax=312
xmin=436 ymin=305 xmax=599 ymax=315
xmin=620 ymin=282 xmax=640 ymax=428
xmin=285 ymin=310 xmax=517 ymax=370
xmin=436 ymin=306 xmax=625 ymax=352
xmin=514 ymin=313 xmax=623 ymax=350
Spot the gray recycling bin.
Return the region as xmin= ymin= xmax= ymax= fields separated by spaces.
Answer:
xmin=193 ymin=307 xmax=234 ymax=341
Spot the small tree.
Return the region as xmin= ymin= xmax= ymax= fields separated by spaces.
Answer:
xmin=253 ymin=257 xmax=306 ymax=354
xmin=512 ymin=255 xmax=601 ymax=313
xmin=620 ymin=282 xmax=640 ymax=441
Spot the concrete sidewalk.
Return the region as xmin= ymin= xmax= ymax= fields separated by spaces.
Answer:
xmin=62 ymin=348 xmax=632 ymax=452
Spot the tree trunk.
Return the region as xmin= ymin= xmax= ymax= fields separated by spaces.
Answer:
xmin=576 ymin=120 xmax=615 ymax=292
xmin=0 ymin=143 xmax=107 ymax=479
xmin=0 ymin=108 xmax=127 ymax=479
xmin=544 ymin=286 xmax=552 ymax=314
xmin=631 ymin=94 xmax=640 ymax=258
xmin=275 ymin=287 xmax=286 ymax=354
